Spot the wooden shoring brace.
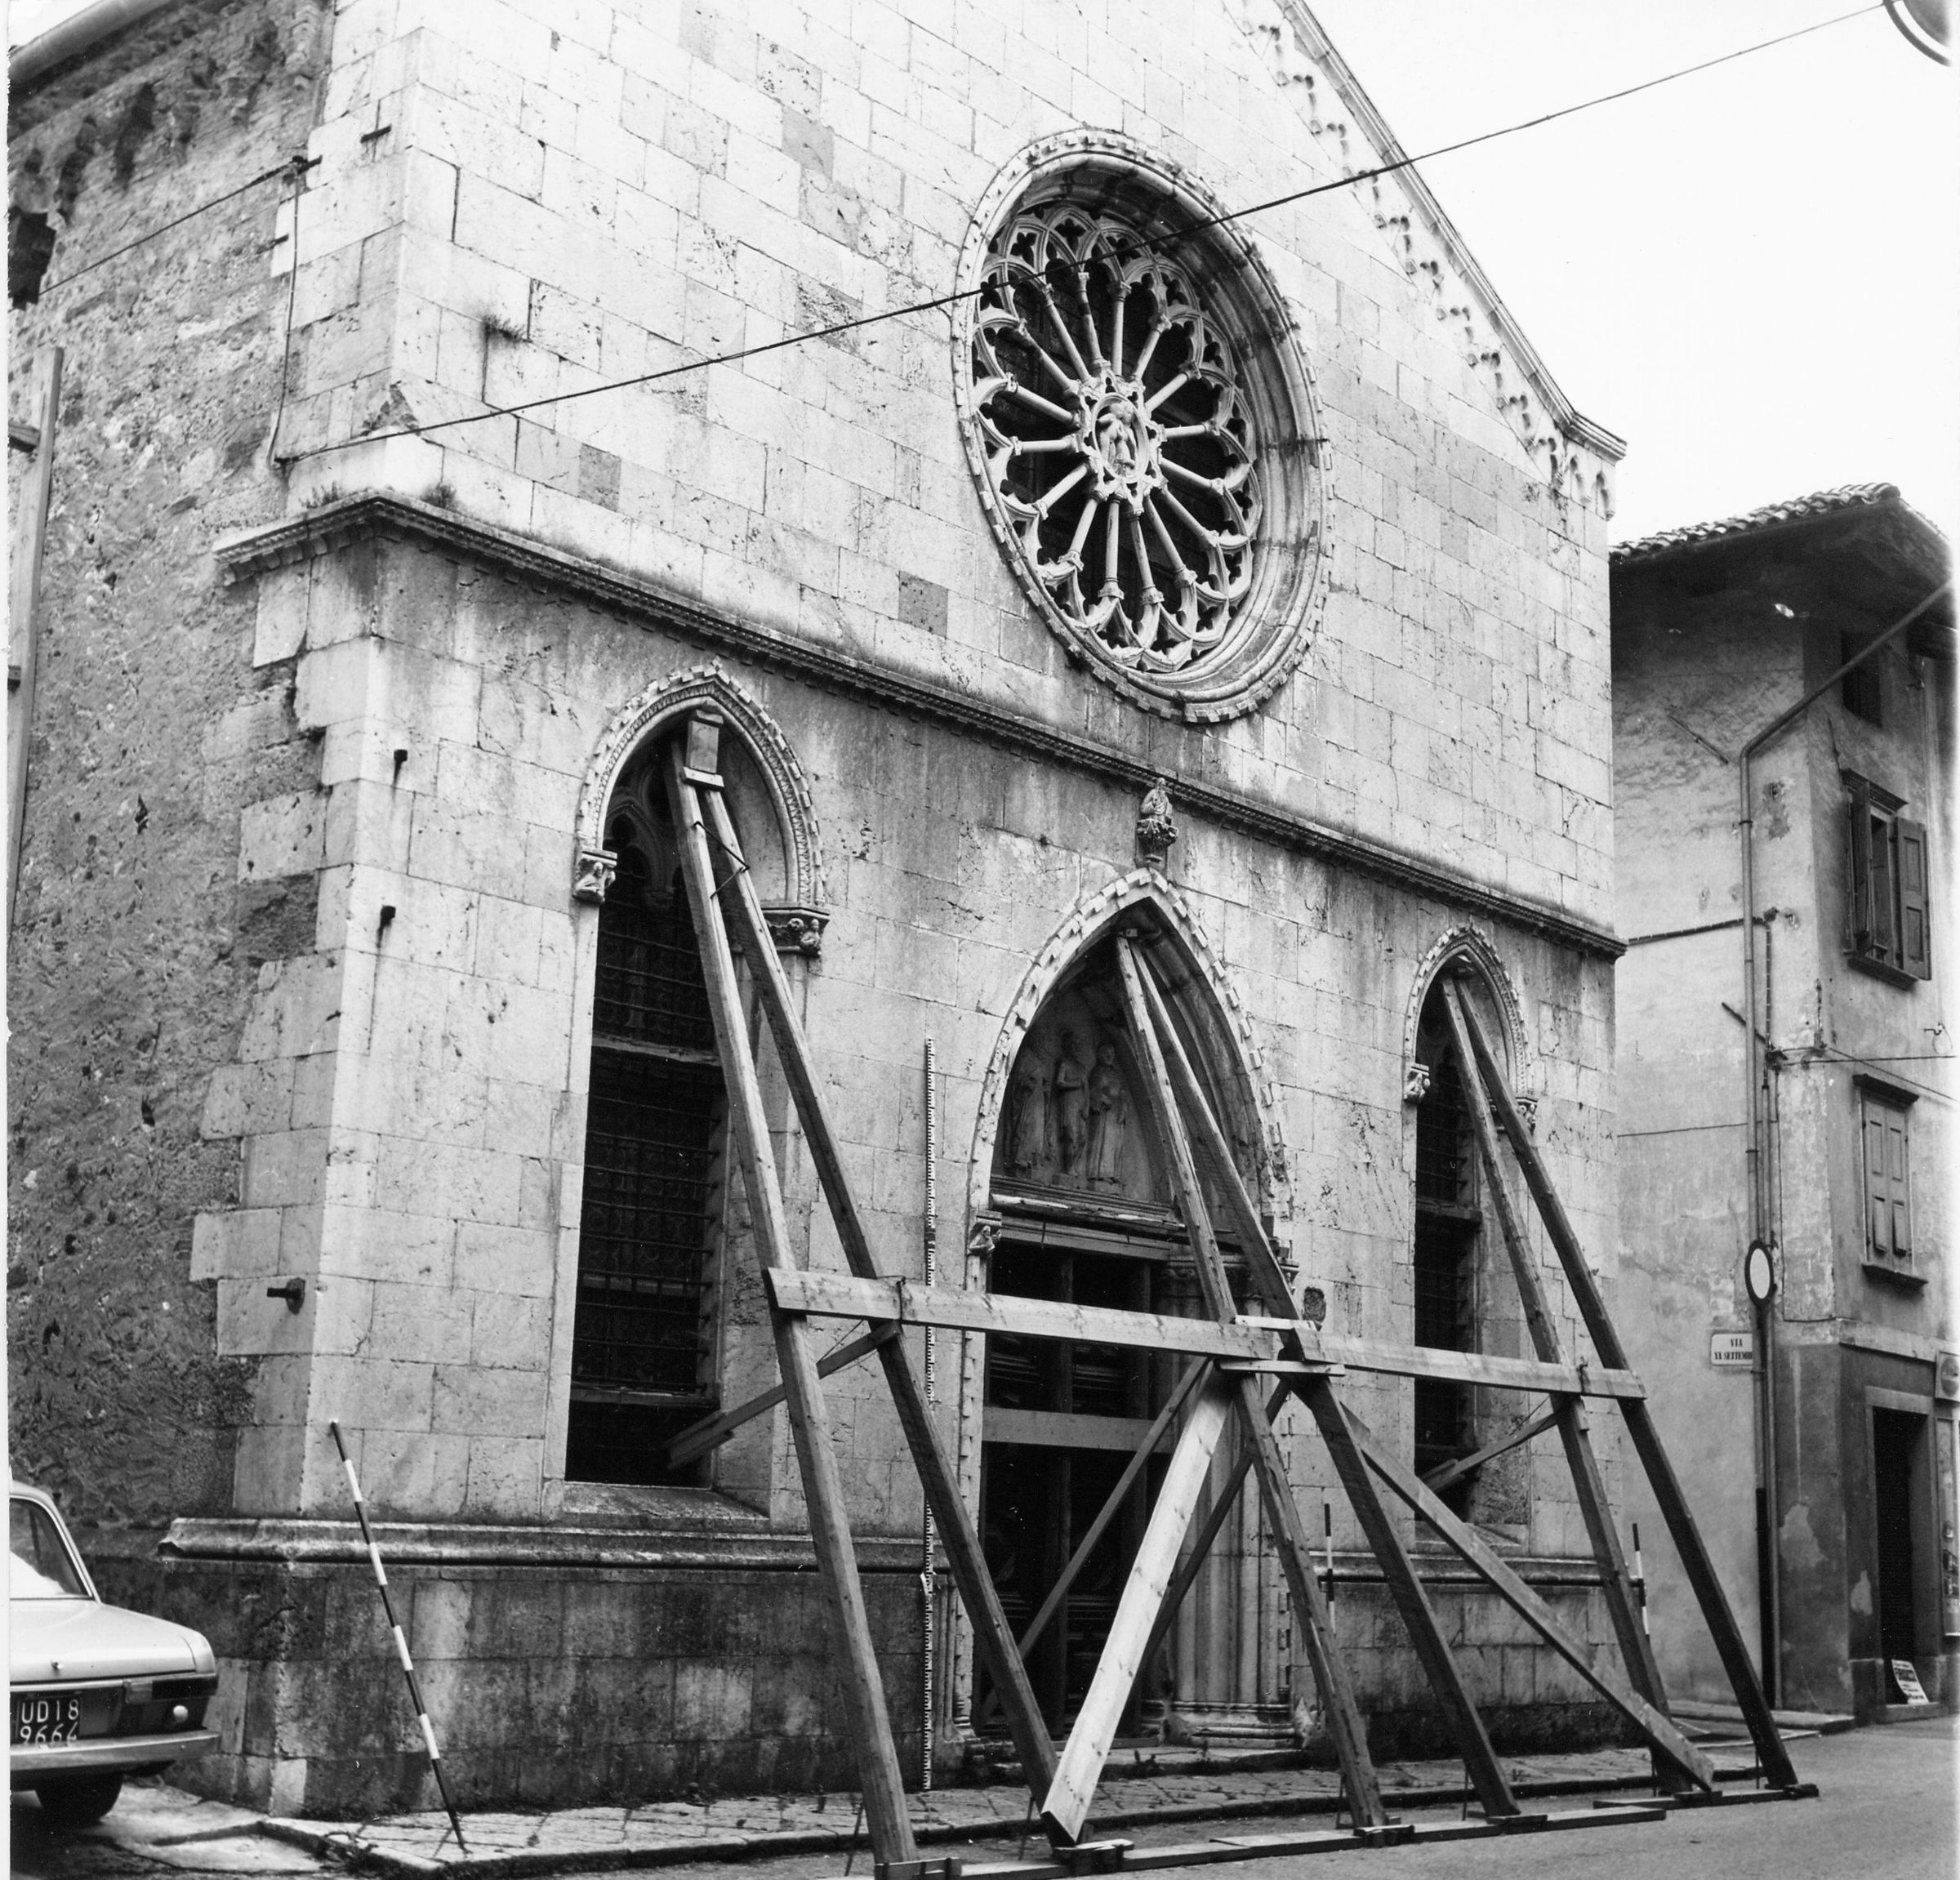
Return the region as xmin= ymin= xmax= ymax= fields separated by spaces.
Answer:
xmin=1450 ymin=990 xmax=1802 ymax=1790
xmin=1290 ymin=1373 xmax=1519 ymax=1822
xmin=1040 ymin=1374 xmax=1239 ymax=1844
xmin=1437 ymin=978 xmax=1680 ymax=1788
xmin=693 ymin=750 xmax=1065 ymax=1824
xmin=665 ymin=742 xmax=916 ymax=1864
xmin=1140 ymin=1385 xmax=1287 ymax=1673
xmin=1124 ymin=944 xmax=1400 ymax=1820
xmin=1111 ymin=937 xmax=1390 ymax=1830
xmin=664 ymin=1325 xmax=898 ymax=1471
xmin=1343 ymin=1414 xmax=1717 ymax=1790
xmin=1420 ymin=1405 xmax=1559 ymax=1499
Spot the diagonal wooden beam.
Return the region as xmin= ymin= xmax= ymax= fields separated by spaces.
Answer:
xmin=1129 ymin=947 xmax=1303 ymax=1330
xmin=664 ymin=1325 xmax=899 ymax=1470
xmin=1293 ymin=1374 xmax=1521 ymax=1820
xmin=1438 ymin=978 xmax=1673 ymax=1749
xmin=1345 ymin=1414 xmax=1717 ymax=1790
xmin=1419 ymin=1405 xmax=1558 ymax=1499
xmin=1116 ymin=936 xmax=1385 ymax=1827
xmin=666 ymin=749 xmax=916 ymax=1864
xmin=698 ymin=778 xmax=1064 ymax=1816
xmin=1039 ymin=1377 xmax=1237 ymax=1844
xmin=1451 ymin=992 xmax=1800 ymax=1791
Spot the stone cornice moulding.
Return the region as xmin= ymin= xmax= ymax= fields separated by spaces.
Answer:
xmin=1232 ymin=0 xmax=1626 ymax=493
xmin=212 ymin=494 xmax=1624 ymax=962
xmin=160 ymin=1516 xmax=927 ymax=1572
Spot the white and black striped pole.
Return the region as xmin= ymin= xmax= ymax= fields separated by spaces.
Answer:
xmin=327 ymin=1421 xmax=469 ymax=1853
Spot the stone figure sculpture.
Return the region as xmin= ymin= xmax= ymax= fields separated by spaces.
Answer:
xmin=1005 ymin=1049 xmax=1050 ymax=1174
xmin=1085 ymin=1040 xmax=1129 ymax=1189
xmin=1054 ymin=1031 xmax=1089 ymax=1173
xmin=1136 ymin=777 xmax=1177 ymax=870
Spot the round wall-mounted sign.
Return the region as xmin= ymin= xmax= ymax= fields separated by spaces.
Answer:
xmin=1745 ymin=1241 xmax=1777 ymax=1306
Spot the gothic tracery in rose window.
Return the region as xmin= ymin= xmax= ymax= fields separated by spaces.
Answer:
xmin=970 ymin=202 xmax=1262 ymax=676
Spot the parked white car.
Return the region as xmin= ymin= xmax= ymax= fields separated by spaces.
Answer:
xmin=10 ymin=1482 xmax=220 ymax=1828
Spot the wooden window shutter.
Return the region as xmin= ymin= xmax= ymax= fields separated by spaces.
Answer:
xmin=1865 ymin=1106 xmax=1893 ymax=1257
xmin=1896 ymin=818 xmax=1931 ymax=979
xmin=1885 ymin=1109 xmax=1912 ymax=1258
xmin=1848 ymin=779 xmax=1876 ymax=951
xmin=1870 ymin=813 xmax=1898 ymax=960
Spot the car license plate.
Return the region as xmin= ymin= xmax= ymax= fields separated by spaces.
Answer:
xmin=13 ymin=1692 xmax=83 ymax=1744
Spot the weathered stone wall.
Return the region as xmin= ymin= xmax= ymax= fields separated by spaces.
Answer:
xmin=7 ymin=0 xmax=332 ymax=1526
xmin=12 ymin=0 xmax=1633 ymax=1820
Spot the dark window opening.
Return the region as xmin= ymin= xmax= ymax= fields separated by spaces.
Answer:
xmin=1841 ymin=630 xmax=1883 ymax=726
xmin=567 ymin=760 xmax=728 ymax=1486
xmin=1413 ymin=1012 xmax=1481 ymax=1517
xmin=9 ymin=208 xmax=56 ymax=309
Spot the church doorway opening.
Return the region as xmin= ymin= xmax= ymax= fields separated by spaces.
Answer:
xmin=974 ymin=929 xmax=1269 ymax=1737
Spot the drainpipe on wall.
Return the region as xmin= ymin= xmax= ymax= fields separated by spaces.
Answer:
xmin=1735 ymin=577 xmax=1953 ymax=1708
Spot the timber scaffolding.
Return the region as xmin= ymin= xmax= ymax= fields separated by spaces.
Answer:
xmin=656 ymin=710 xmax=1815 ymax=1880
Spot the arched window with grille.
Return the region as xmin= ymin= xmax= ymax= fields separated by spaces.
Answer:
xmin=565 ymin=743 xmax=730 ymax=1486
xmin=1411 ymin=986 xmax=1481 ymax=1517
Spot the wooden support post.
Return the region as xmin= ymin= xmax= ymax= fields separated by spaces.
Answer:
xmin=1345 ymin=1414 xmax=1717 ymax=1790
xmin=1139 ymin=1391 xmax=1283 ymax=1671
xmin=1115 ymin=937 xmax=1384 ymax=1827
xmin=665 ymin=1325 xmax=899 ymax=1470
xmin=1451 ymin=994 xmax=1800 ymax=1790
xmin=1294 ymin=1374 xmax=1520 ymax=1820
xmin=8 ymin=345 xmax=62 ymax=932
xmin=1040 ymin=1379 xmax=1236 ymax=1845
xmin=666 ymin=749 xmax=917 ymax=1864
xmin=1437 ymin=979 xmax=1675 ymax=1767
xmin=698 ymin=779 xmax=1063 ymax=1815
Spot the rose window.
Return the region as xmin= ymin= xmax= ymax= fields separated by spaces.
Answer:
xmin=971 ymin=203 xmax=1263 ymax=679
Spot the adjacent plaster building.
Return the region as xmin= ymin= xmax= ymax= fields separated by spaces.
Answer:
xmin=12 ymin=0 xmax=1635 ymax=1815
xmin=1611 ymin=485 xmax=1956 ymax=1722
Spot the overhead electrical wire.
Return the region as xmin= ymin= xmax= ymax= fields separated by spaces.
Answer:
xmin=33 ymin=154 xmax=317 ymax=297
xmin=282 ymin=1 xmax=1883 ymax=466
xmin=20 ymin=4 xmax=1882 ymax=453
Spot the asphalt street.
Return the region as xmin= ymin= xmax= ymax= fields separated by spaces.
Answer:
xmin=11 ymin=1715 xmax=1956 ymax=1880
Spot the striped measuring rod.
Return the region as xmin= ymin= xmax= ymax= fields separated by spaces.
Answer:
xmin=327 ymin=1420 xmax=469 ymax=1853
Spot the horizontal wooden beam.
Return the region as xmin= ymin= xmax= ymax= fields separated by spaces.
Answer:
xmin=1238 ymin=1326 xmax=1646 ymax=1401
xmin=765 ymin=1268 xmax=1280 ymax=1361
xmin=768 ymin=1272 xmax=1645 ymax=1399
xmin=982 ymin=1406 xmax=1175 ymax=1454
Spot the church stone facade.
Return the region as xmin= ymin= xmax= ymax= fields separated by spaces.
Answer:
xmin=11 ymin=0 xmax=1630 ymax=1815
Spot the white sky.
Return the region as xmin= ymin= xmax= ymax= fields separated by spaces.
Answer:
xmin=10 ymin=0 xmax=1958 ymax=543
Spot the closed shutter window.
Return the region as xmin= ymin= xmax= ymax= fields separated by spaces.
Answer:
xmin=1862 ymin=1092 xmax=1912 ymax=1266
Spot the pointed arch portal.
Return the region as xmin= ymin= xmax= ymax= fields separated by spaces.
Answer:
xmin=641 ymin=710 xmax=1812 ymax=1874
